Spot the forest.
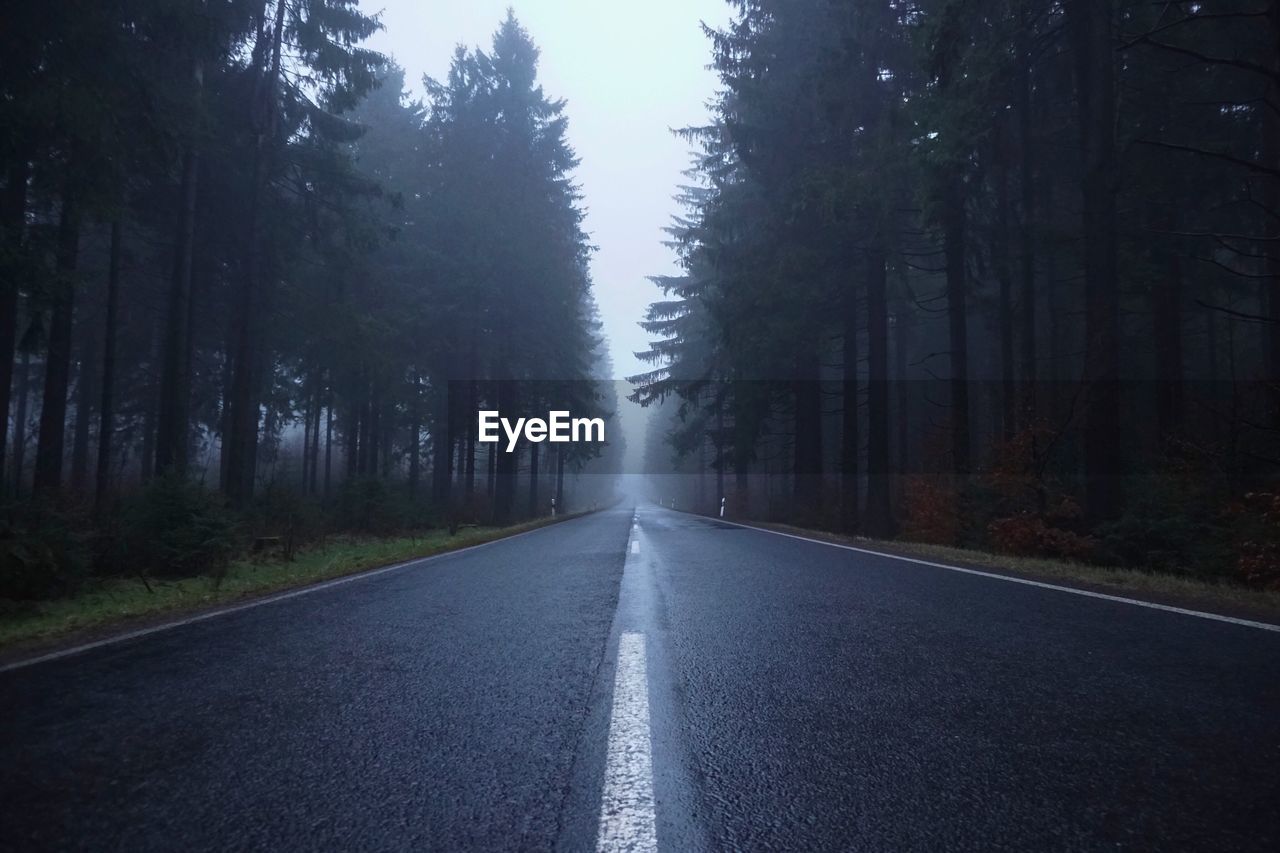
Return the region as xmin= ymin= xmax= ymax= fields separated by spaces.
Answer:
xmin=0 ymin=2 xmax=621 ymax=600
xmin=631 ymin=0 xmax=1280 ymax=587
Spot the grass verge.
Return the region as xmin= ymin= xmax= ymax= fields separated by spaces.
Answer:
xmin=0 ymin=513 xmax=582 ymax=656
xmin=725 ymin=518 xmax=1280 ymax=624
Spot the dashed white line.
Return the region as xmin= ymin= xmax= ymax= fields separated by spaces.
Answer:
xmin=597 ymin=632 xmax=657 ymax=853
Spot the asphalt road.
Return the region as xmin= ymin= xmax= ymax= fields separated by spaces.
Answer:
xmin=2 ymin=504 xmax=1279 ymax=851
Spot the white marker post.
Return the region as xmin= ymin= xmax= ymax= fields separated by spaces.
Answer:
xmin=551 ymin=497 xmax=557 ymax=518
xmin=719 ymin=496 xmax=726 ymax=518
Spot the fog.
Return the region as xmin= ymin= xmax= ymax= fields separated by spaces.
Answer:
xmin=0 ymin=0 xmax=1276 ymax=578
xmin=367 ymin=1 xmax=729 ymax=383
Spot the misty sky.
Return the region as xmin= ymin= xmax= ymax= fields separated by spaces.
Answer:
xmin=365 ymin=1 xmax=729 ymax=381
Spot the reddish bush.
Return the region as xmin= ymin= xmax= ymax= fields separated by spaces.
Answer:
xmin=985 ymin=421 xmax=1059 ymax=510
xmin=988 ymin=512 xmax=1097 ymax=562
xmin=1234 ymin=493 xmax=1280 ymax=590
xmin=901 ymin=476 xmax=959 ymax=545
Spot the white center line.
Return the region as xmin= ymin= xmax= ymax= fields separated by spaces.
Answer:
xmin=630 ymin=540 xmax=640 ymax=555
xmin=597 ymin=632 xmax=657 ymax=853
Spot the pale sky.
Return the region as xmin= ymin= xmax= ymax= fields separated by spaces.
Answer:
xmin=364 ymin=1 xmax=729 ymax=381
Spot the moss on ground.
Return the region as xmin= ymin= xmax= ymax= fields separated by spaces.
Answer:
xmin=0 ymin=515 xmax=577 ymax=654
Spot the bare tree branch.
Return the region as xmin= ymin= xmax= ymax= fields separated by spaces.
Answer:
xmin=1134 ymin=139 xmax=1280 ymax=177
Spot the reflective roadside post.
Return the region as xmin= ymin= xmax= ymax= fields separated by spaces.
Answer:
xmin=719 ymin=496 xmax=726 ymax=518
xmin=551 ymin=496 xmax=557 ymax=518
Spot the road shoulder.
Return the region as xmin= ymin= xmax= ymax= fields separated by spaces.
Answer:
xmin=0 ymin=511 xmax=596 ymax=670
xmin=689 ymin=512 xmax=1280 ymax=629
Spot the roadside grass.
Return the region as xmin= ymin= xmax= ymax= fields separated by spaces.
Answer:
xmin=734 ymin=519 xmax=1280 ymax=621
xmin=0 ymin=514 xmax=578 ymax=654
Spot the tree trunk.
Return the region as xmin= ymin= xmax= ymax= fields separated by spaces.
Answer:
xmin=357 ymin=387 xmax=368 ymax=476
xmin=33 ymin=191 xmax=80 ymax=499
xmin=366 ymin=385 xmax=381 ymax=477
xmin=865 ymin=246 xmax=893 ymax=538
xmin=734 ymin=454 xmax=748 ymax=515
xmin=324 ymin=387 xmax=333 ymax=498
xmin=408 ymin=374 xmax=421 ymax=498
xmin=301 ymin=380 xmax=313 ymax=487
xmin=347 ymin=383 xmax=361 ymax=480
xmin=225 ymin=0 xmax=285 ymax=507
xmin=715 ymin=406 xmax=725 ymax=509
xmin=12 ymin=349 xmax=30 ymax=496
xmin=997 ymin=154 xmax=1017 ymax=442
xmin=224 ymin=220 xmax=263 ymax=503
xmin=380 ymin=397 xmax=392 ymax=478
xmin=95 ymin=220 xmax=122 ymax=516
xmin=492 ymin=379 xmax=517 ymax=524
xmin=70 ymin=321 xmax=96 ymax=491
xmin=1069 ymin=0 xmax=1121 ymax=520
xmin=1153 ymin=216 xmax=1185 ymax=436
xmin=793 ymin=347 xmax=823 ymax=517
xmin=944 ymin=174 xmax=971 ymax=477
xmin=0 ymin=159 xmax=30 ymax=491
xmin=431 ymin=382 xmax=452 ymax=508
xmin=698 ymin=433 xmax=707 ymax=511
xmin=1265 ymin=1 xmax=1280 ymax=426
xmin=487 ymin=441 xmax=496 ymax=501
xmin=840 ymin=284 xmax=859 ymax=531
xmin=455 ymin=436 xmax=465 ymax=491
xmin=309 ymin=382 xmax=322 ymax=493
xmin=261 ymin=397 xmax=278 ymax=476
xmin=156 ymin=137 xmax=200 ymax=476
xmin=247 ymin=349 xmax=266 ymax=485
xmin=140 ymin=332 xmax=158 ymax=483
xmin=1017 ymin=11 xmax=1038 ymax=421
xmin=464 ymin=379 xmax=476 ymax=497
xmin=894 ymin=309 xmax=910 ymax=479
xmin=528 ymin=440 xmax=539 ymax=517
xmin=555 ymin=445 xmax=565 ymax=511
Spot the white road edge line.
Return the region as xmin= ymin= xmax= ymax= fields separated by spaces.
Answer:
xmin=0 ymin=521 xmax=575 ymax=675
xmin=597 ymin=632 xmax=657 ymax=853
xmin=703 ymin=513 xmax=1280 ymax=633
xmin=631 ymin=540 xmax=640 ymax=555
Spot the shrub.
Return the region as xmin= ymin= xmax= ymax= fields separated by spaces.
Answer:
xmin=1097 ymin=470 xmax=1230 ymax=576
xmin=984 ymin=422 xmax=1061 ymax=513
xmin=0 ymin=503 xmax=90 ymax=600
xmin=251 ymin=481 xmax=322 ymax=560
xmin=988 ymin=512 xmax=1097 ymax=562
xmin=118 ymin=476 xmax=238 ymax=578
xmin=450 ymin=490 xmax=491 ymax=528
xmin=1231 ymin=492 xmax=1280 ymax=590
xmin=331 ymin=477 xmax=411 ymax=535
xmin=901 ymin=476 xmax=959 ymax=545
